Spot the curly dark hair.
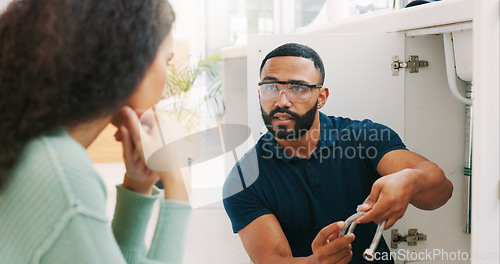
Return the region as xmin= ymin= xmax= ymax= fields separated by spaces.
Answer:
xmin=0 ymin=0 xmax=175 ymax=190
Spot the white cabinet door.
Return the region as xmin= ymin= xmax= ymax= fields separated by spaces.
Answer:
xmin=397 ymin=34 xmax=471 ymax=264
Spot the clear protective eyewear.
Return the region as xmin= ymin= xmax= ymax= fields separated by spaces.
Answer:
xmin=258 ymin=81 xmax=322 ymax=103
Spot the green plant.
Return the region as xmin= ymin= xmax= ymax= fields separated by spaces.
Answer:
xmin=158 ymin=53 xmax=224 ymax=135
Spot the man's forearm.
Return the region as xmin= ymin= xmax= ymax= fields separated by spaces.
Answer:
xmin=257 ymin=255 xmax=311 ymax=264
xmin=409 ymin=161 xmax=453 ymax=210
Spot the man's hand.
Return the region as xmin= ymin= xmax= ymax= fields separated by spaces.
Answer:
xmin=238 ymin=215 xmax=353 ymax=264
xmin=356 ymin=149 xmax=453 ymax=229
xmin=356 ymin=170 xmax=415 ymax=229
xmin=309 ymin=222 xmax=354 ymax=264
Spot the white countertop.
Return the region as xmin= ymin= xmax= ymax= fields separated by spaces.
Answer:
xmin=221 ymin=0 xmax=473 ymax=59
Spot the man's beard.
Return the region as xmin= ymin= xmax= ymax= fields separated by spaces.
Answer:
xmin=260 ymin=100 xmax=318 ymax=140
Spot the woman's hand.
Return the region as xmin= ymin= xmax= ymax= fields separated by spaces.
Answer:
xmin=115 ymin=106 xmax=189 ymax=201
xmin=116 ymin=107 xmax=159 ymax=195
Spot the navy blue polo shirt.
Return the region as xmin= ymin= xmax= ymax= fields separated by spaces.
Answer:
xmin=223 ymin=112 xmax=406 ymax=264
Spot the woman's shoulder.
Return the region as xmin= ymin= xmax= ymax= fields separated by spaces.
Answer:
xmin=9 ymin=128 xmax=108 ymax=215
xmin=0 ymin=129 xmax=109 ymax=263
xmin=20 ymin=128 xmax=88 ymax=169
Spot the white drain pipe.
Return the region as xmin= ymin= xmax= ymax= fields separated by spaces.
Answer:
xmin=443 ymin=32 xmax=472 ymax=105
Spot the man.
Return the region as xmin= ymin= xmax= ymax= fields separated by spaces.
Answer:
xmin=222 ymin=43 xmax=453 ymax=264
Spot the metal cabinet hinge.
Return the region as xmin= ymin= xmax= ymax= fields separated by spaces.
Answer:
xmin=392 ymin=55 xmax=429 ymax=76
xmin=391 ymin=228 xmax=427 ymax=249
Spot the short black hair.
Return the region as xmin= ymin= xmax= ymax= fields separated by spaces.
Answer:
xmin=259 ymin=43 xmax=325 ymax=84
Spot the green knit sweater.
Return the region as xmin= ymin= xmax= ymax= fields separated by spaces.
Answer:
xmin=0 ymin=128 xmax=191 ymax=263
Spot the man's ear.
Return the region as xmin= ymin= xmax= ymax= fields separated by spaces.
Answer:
xmin=317 ymin=87 xmax=329 ymax=109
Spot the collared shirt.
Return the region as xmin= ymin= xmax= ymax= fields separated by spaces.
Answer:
xmin=223 ymin=112 xmax=406 ymax=263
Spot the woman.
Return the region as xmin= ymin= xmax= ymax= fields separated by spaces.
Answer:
xmin=0 ymin=0 xmax=190 ymax=263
